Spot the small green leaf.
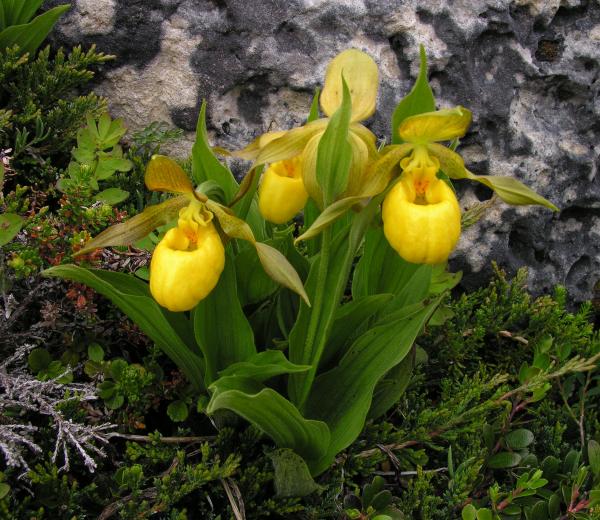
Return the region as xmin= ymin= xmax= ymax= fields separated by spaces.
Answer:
xmin=461 ymin=504 xmax=477 ymax=520
xmin=391 ymin=45 xmax=435 ymax=144
xmin=109 ymin=359 xmax=128 ymax=381
xmin=0 ymin=482 xmax=10 ymax=500
xmin=167 ymin=400 xmax=189 ymax=422
xmin=105 ymin=393 xmax=125 ymax=410
xmin=98 ymin=381 xmax=116 ymax=399
xmin=0 ymin=213 xmax=23 ymax=246
xmin=269 ymin=448 xmax=321 ymax=498
xmin=95 ymin=188 xmax=129 ymax=205
xmin=487 ymin=452 xmax=522 ymax=469
xmin=502 ymin=505 xmax=521 ymax=516
xmin=476 ymin=509 xmax=493 ymax=520
xmin=530 ymin=501 xmax=549 ymax=520
xmin=548 ymin=493 xmax=561 ymax=517
xmin=563 ymin=449 xmax=580 ymax=475
xmin=88 ymin=343 xmax=104 ymax=363
xmin=540 ymin=456 xmax=560 ymax=480
xmin=371 ymin=490 xmax=393 ymax=511
xmin=505 ymin=429 xmax=534 ymax=450
xmin=362 ymin=476 xmax=386 ymax=508
xmin=588 ymin=439 xmax=600 ymax=477
xmin=28 ymin=348 xmax=51 ymax=372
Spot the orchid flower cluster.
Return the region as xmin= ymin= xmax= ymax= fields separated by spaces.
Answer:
xmin=147 ymin=49 xmax=555 ymax=309
xmin=46 ymin=47 xmax=556 ymax=481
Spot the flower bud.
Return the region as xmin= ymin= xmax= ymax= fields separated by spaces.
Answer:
xmin=382 ymin=174 xmax=461 ymax=265
xmin=150 ymin=203 xmax=225 ymax=311
xmin=258 ymin=157 xmax=308 ymax=224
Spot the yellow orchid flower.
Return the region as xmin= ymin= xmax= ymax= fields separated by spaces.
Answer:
xmin=381 ymin=107 xmax=471 ymax=265
xmin=258 ymin=156 xmax=309 ymax=224
xmin=379 ymin=106 xmax=557 ymax=265
xmin=235 ymin=49 xmax=380 ymax=215
xmin=150 ymin=199 xmax=225 ymax=312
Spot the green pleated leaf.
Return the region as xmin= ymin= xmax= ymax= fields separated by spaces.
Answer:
xmin=316 ymin=76 xmax=352 ymax=206
xmin=218 ymin=350 xmax=310 ymax=382
xmin=0 ymin=0 xmax=43 ymax=28
xmin=192 ymin=100 xmax=238 ymax=202
xmin=207 ymin=378 xmax=330 ymax=472
xmin=368 ymin=347 xmax=414 ymax=420
xmin=0 ymin=4 xmax=70 ymax=55
xmin=287 ymin=199 xmax=380 ymax=408
xmin=305 ymin=297 xmax=442 ymax=474
xmin=43 ymin=265 xmax=205 ymax=390
xmin=321 ymin=294 xmax=393 ymax=368
xmin=193 ymin=251 xmax=256 ymax=384
xmin=391 ymin=45 xmax=435 ymax=144
xmin=353 ymin=225 xmax=428 ymax=300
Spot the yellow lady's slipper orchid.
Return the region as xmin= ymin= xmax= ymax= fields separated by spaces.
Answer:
xmin=150 ymin=201 xmax=225 ymax=312
xmin=380 ymin=107 xmax=472 ymax=265
xmin=235 ymin=49 xmax=380 ymax=210
xmin=382 ymin=163 xmax=461 ymax=265
xmin=258 ymin=156 xmax=309 ymax=224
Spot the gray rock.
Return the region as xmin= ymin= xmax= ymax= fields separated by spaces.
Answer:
xmin=50 ymin=0 xmax=600 ymax=304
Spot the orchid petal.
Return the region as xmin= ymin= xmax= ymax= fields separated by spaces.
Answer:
xmin=428 ymin=143 xmax=558 ymax=211
xmin=320 ymin=49 xmax=379 ymax=123
xmin=399 ymin=106 xmax=472 ymax=144
xmin=254 ymin=119 xmax=328 ymax=166
xmin=343 ymin=130 xmax=371 ymax=198
xmin=301 ymin=132 xmax=325 ymax=209
xmin=233 ymin=130 xmax=288 ymax=161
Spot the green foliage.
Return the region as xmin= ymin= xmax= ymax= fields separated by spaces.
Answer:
xmin=0 ymin=1 xmax=70 ymax=56
xmin=0 ymin=45 xmax=111 ymax=186
xmin=344 ymin=476 xmax=404 ymax=519
xmin=57 ymin=113 xmax=133 ymax=203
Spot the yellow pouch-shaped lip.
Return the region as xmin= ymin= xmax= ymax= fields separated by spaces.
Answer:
xmin=149 ymin=219 xmax=225 ymax=312
xmin=258 ymin=157 xmax=309 ymax=224
xmin=382 ymin=177 xmax=461 ymax=265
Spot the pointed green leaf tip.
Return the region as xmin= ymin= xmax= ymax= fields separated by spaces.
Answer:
xmin=391 ymin=44 xmax=436 ymax=144
xmin=316 ymin=74 xmax=352 ymax=206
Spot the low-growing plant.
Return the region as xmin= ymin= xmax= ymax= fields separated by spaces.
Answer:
xmin=57 ymin=113 xmax=133 ymax=205
xmin=0 ymin=44 xmax=111 ymax=188
xmin=44 ymin=47 xmax=558 ymax=491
